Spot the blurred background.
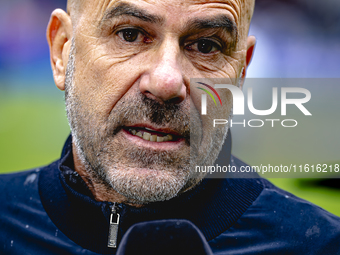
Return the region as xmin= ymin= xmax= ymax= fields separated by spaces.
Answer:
xmin=0 ymin=0 xmax=339 ymax=215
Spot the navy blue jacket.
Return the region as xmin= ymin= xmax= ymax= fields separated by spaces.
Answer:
xmin=1 ymin=135 xmax=340 ymax=254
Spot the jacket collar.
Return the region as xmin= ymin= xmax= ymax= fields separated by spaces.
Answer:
xmin=39 ymin=133 xmax=263 ymax=254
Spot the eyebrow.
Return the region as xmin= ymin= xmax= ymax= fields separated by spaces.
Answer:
xmin=185 ymin=15 xmax=238 ymax=45
xmin=100 ymin=2 xmax=238 ymax=47
xmin=101 ymin=2 xmax=164 ymax=25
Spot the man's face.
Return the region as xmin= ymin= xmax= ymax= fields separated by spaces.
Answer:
xmin=61 ymin=0 xmax=253 ymax=203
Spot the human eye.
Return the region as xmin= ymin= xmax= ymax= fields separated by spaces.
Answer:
xmin=185 ymin=38 xmax=222 ymax=54
xmin=116 ymin=28 xmax=152 ymax=43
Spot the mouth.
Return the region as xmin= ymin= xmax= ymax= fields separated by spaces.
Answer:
xmin=123 ymin=126 xmax=182 ymax=142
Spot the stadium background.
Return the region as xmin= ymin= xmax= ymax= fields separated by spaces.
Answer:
xmin=1 ymin=0 xmax=339 ymax=215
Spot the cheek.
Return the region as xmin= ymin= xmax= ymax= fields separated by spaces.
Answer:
xmin=190 ymin=82 xmax=233 ymax=143
xmin=73 ymin=46 xmax=148 ymax=116
xmin=189 ymin=50 xmax=245 ymax=79
xmin=202 ymin=91 xmax=233 ymax=132
xmin=218 ymin=88 xmax=234 ymax=118
xmin=190 ymin=80 xmax=234 ymax=118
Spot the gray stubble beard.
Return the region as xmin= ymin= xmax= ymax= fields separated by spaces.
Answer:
xmin=64 ymin=38 xmax=230 ymax=204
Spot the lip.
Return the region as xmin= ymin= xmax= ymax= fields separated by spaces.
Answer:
xmin=125 ymin=124 xmax=182 ymax=136
xmin=121 ymin=126 xmax=186 ymax=151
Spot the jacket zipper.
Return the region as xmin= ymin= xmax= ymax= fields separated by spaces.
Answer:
xmin=107 ymin=202 xmax=120 ymax=248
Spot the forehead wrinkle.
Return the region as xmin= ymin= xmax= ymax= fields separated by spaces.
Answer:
xmin=99 ymin=0 xmax=113 ymax=19
xmin=99 ymin=1 xmax=164 ymax=27
xmin=191 ymin=0 xmax=254 ymax=27
xmin=192 ymin=1 xmax=240 ymax=12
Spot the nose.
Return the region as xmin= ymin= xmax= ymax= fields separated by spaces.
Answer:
xmin=139 ymin=38 xmax=186 ymax=104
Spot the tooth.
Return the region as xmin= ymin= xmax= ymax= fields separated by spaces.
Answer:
xmin=150 ymin=135 xmax=157 ymax=142
xmin=163 ymin=136 xmax=169 ymax=142
xmin=157 ymin=136 xmax=164 ymax=142
xmin=167 ymin=134 xmax=173 ymax=141
xmin=136 ymin=132 xmax=143 ymax=138
xmin=145 ymin=127 xmax=155 ymax=131
xmin=131 ymin=130 xmax=137 ymax=135
xmin=143 ymin=132 xmax=151 ymax=141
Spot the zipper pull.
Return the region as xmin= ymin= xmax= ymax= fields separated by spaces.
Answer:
xmin=107 ymin=202 xmax=120 ymax=248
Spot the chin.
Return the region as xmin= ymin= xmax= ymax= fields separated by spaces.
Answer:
xmin=105 ymin=164 xmax=190 ymax=203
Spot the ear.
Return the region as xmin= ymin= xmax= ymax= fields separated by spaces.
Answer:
xmin=241 ymin=35 xmax=256 ymax=80
xmin=47 ymin=9 xmax=73 ymax=91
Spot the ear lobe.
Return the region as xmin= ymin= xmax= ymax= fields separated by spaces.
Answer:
xmin=47 ymin=9 xmax=72 ymax=91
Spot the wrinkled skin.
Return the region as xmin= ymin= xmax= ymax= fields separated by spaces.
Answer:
xmin=47 ymin=0 xmax=255 ymax=205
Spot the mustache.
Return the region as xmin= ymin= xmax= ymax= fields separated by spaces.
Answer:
xmin=108 ymin=93 xmax=192 ymax=138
